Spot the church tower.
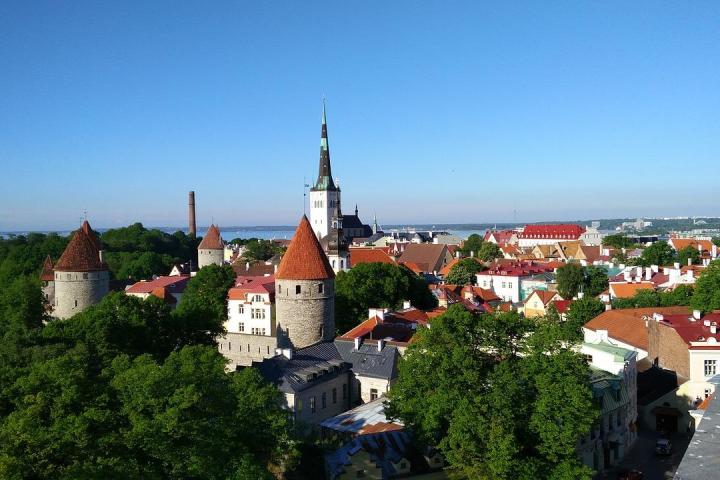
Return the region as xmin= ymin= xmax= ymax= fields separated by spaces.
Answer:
xmin=309 ymin=101 xmax=341 ymax=240
xmin=275 ymin=215 xmax=335 ymax=349
xmin=53 ymin=221 xmax=109 ymax=319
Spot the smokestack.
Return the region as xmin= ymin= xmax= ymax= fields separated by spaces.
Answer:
xmin=188 ymin=191 xmax=197 ymax=237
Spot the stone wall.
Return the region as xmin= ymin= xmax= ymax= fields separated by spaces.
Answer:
xmin=42 ymin=280 xmax=55 ymax=308
xmin=648 ymin=319 xmax=690 ymax=379
xmin=198 ymin=248 xmax=224 ymax=269
xmin=275 ymin=278 xmax=334 ymax=349
xmin=292 ymin=371 xmax=352 ymax=426
xmin=53 ymin=270 xmax=109 ymax=319
xmin=218 ymin=332 xmax=277 ymax=368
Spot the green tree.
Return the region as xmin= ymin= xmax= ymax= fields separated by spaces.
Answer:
xmin=639 ymin=241 xmax=676 ymax=267
xmin=478 ymin=242 xmax=502 ymax=262
xmin=713 ymin=237 xmax=720 ymax=248
xmin=564 ymin=297 xmax=605 ymax=341
xmin=661 ymin=284 xmax=694 ymax=306
xmin=239 ymin=239 xmax=283 ymax=262
xmin=583 ymin=266 xmax=609 ymax=297
xmin=691 ymin=260 xmax=720 ymax=313
xmin=556 ymin=263 xmax=584 ymax=300
xmin=602 ymin=234 xmax=632 ymax=249
xmin=335 ymin=262 xmax=437 ymax=333
xmin=677 ymin=246 xmax=701 ymax=266
xmin=387 ymin=305 xmax=596 ymax=479
xmin=445 ymin=258 xmax=484 ymax=285
xmin=459 ymin=234 xmax=484 ymax=257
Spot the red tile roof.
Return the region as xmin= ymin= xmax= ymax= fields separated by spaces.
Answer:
xmin=553 ymin=299 xmax=573 ymax=314
xmin=479 ymin=260 xmax=554 ymax=277
xmin=483 ymin=230 xmax=517 ymax=243
xmin=669 ymin=238 xmax=713 ymax=252
xmin=584 ymin=306 xmax=690 ymax=350
xmin=40 ymin=255 xmax=54 ymax=281
xmin=150 ymin=286 xmax=177 ymax=304
xmin=658 ymin=313 xmax=720 ymax=350
xmin=126 ymin=275 xmax=190 ymax=294
xmin=519 ymin=224 xmax=585 ymax=240
xmin=228 ymin=275 xmax=275 ymax=300
xmin=198 ymin=224 xmax=224 ymax=250
xmin=275 ymin=216 xmax=335 ymax=280
xmin=609 ymin=282 xmax=654 ymax=299
xmin=81 ymin=220 xmax=102 ymax=252
xmin=526 ymin=289 xmax=562 ymax=306
xmin=349 ymin=248 xmax=395 ymax=266
xmin=55 ymin=224 xmax=106 ymax=272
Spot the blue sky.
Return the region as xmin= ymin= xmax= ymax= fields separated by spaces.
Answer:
xmin=1 ymin=1 xmax=718 ymax=231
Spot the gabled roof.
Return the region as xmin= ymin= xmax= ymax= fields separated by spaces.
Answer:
xmin=398 ymin=243 xmax=448 ymax=273
xmin=126 ymin=275 xmax=190 ymax=294
xmin=40 ymin=255 xmax=54 ymax=281
xmin=349 ymin=247 xmax=395 ymax=265
xmin=276 ymin=215 xmax=335 ymax=280
xmin=525 ymin=289 xmax=562 ymax=306
xmin=198 ymin=224 xmax=224 ymax=250
xmin=55 ymin=223 xmax=106 ymax=272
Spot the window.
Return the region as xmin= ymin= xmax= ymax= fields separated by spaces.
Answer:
xmin=332 ymin=387 xmax=337 ymax=404
xmin=342 ymin=383 xmax=347 ymax=400
xmin=83 ymin=273 xmax=88 ymax=279
xmin=501 ymin=282 xmax=506 ymax=288
xmin=370 ymin=388 xmax=379 ymax=401
xmin=318 ymin=283 xmax=323 ymax=294
xmin=238 ymin=305 xmax=244 ymax=314
xmin=705 ymin=359 xmax=717 ymax=376
xmin=251 ymin=308 xmax=266 ymax=319
xmin=228 ymin=342 xmax=232 ymax=351
xmin=322 ymin=392 xmax=327 ymax=409
xmin=278 ymin=285 xmax=282 ymax=294
xmin=296 ymin=285 xmax=301 ymax=294
xmin=252 ymin=294 xmax=262 ymax=302
xmin=74 ymin=299 xmax=78 ymax=307
xmin=238 ymin=322 xmax=244 ymax=332
xmin=310 ymin=396 xmax=316 ymax=413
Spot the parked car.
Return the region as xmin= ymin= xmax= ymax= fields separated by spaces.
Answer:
xmin=617 ymin=469 xmax=644 ymax=480
xmin=655 ymin=438 xmax=672 ymax=456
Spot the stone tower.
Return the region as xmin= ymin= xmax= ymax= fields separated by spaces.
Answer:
xmin=275 ymin=215 xmax=335 ymax=349
xmin=39 ymin=254 xmax=55 ymax=307
xmin=197 ymin=224 xmax=224 ymax=269
xmin=309 ymin=100 xmax=341 ymax=240
xmin=53 ymin=220 xmax=109 ymax=319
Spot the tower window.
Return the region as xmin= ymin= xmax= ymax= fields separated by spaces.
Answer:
xmin=74 ymin=300 xmax=78 ymax=307
xmin=296 ymin=285 xmax=301 ymax=294
xmin=318 ymin=283 xmax=323 ymax=293
xmin=83 ymin=273 xmax=88 ymax=279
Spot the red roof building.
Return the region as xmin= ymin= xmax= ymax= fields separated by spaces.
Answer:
xmin=276 ymin=215 xmax=335 ymax=280
xmin=348 ymin=247 xmax=395 ymax=266
xmin=125 ymin=275 xmax=190 ymax=295
xmin=518 ymin=224 xmax=585 ymax=247
xmin=40 ymin=255 xmax=54 ymax=281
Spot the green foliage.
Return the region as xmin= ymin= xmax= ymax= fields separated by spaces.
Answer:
xmin=584 ymin=266 xmax=609 ymax=297
xmin=478 ymin=242 xmax=502 ymax=262
xmin=387 ymin=305 xmax=596 ymax=479
xmin=174 ymin=264 xmax=236 ymax=344
xmin=639 ymin=241 xmax=676 ymax=267
xmin=231 ymin=238 xmax=284 ymax=262
xmin=677 ymin=246 xmax=701 ymax=266
xmin=564 ymin=297 xmax=606 ymax=342
xmin=556 ymin=263 xmax=584 ymax=299
xmin=713 ymin=237 xmax=720 ymax=247
xmin=602 ymin=234 xmax=633 ymax=249
xmin=445 ymin=258 xmax=484 ymax=286
xmin=611 ymin=284 xmax=695 ymax=309
xmin=459 ymin=234 xmax=483 ymax=257
xmin=0 ymin=285 xmax=295 ymax=478
xmin=335 ymin=262 xmax=438 ymax=334
xmin=691 ymin=260 xmax=720 ymax=313
xmin=0 ymin=233 xmax=68 ymax=285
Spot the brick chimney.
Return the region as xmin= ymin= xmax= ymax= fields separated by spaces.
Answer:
xmin=188 ymin=191 xmax=197 ymax=237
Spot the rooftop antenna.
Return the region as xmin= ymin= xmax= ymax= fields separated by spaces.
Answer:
xmin=83 ymin=209 xmax=87 ymax=222
xmin=303 ymin=177 xmax=310 ymax=215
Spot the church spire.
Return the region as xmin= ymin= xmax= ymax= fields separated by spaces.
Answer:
xmin=313 ymin=99 xmax=338 ymax=191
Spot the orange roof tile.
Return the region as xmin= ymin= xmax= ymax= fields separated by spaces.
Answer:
xmin=275 ymin=216 xmax=335 ymax=280
xmin=55 ymin=225 xmax=106 ymax=272
xmin=198 ymin=224 xmax=224 ymax=250
xmin=609 ymin=282 xmax=655 ymax=299
xmin=670 ymin=238 xmax=713 ymax=252
xmin=584 ymin=306 xmax=690 ymax=350
xmin=349 ymin=248 xmax=395 ymax=265
xmin=40 ymin=254 xmax=54 ymax=281
xmin=81 ymin=220 xmax=102 ymax=252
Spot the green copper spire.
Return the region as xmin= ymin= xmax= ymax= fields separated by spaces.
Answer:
xmin=313 ymin=99 xmax=338 ymax=191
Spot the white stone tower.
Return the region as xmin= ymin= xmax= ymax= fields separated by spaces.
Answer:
xmin=53 ymin=221 xmax=109 ymax=319
xmin=40 ymin=254 xmax=55 ymax=307
xmin=198 ymin=224 xmax=224 ymax=269
xmin=309 ymin=101 xmax=341 ymax=240
xmin=275 ymin=215 xmax=335 ymax=349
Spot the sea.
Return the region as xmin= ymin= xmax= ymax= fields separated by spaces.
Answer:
xmin=1 ymin=225 xmax=494 ymax=241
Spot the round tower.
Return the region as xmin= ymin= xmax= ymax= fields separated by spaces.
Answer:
xmin=198 ymin=224 xmax=224 ymax=268
xmin=275 ymin=215 xmax=335 ymax=349
xmin=53 ymin=221 xmax=109 ymax=319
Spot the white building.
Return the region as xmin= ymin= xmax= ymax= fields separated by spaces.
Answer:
xmin=476 ymin=261 xmax=554 ymax=303
xmin=225 ymin=275 xmax=275 ymax=336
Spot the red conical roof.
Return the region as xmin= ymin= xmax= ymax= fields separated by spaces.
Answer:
xmin=81 ymin=220 xmax=102 ymax=251
xmin=198 ymin=224 xmax=224 ymax=250
xmin=276 ymin=215 xmax=335 ymax=280
xmin=39 ymin=255 xmax=54 ymax=281
xmin=55 ymin=225 xmax=106 ymax=272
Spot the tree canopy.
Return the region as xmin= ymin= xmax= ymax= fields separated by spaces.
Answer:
xmin=229 ymin=238 xmax=284 ymax=262
xmin=690 ymin=260 xmax=720 ymax=313
xmin=677 ymin=246 xmax=701 ymax=267
xmin=638 ymin=241 xmax=676 ymax=267
xmin=335 ymin=262 xmax=438 ymax=333
xmin=602 ymin=234 xmax=633 ymax=249
xmin=445 ymin=258 xmax=484 ymax=286
xmin=387 ymin=305 xmax=597 ymax=480
xmin=556 ymin=263 xmax=585 ymax=300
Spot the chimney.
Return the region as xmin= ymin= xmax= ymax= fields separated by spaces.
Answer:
xmin=456 ymin=250 xmax=461 ymax=259
xmin=623 ymin=270 xmax=631 ymax=282
xmin=402 ymin=300 xmax=411 ymax=310
xmin=645 ymin=267 xmax=652 ymax=281
xmin=470 ymin=250 xmax=475 ymax=258
xmin=694 ymin=310 xmax=702 ymax=320
xmin=711 ymin=325 xmax=717 ymax=335
xmin=99 ymin=250 xmax=106 ymax=263
xmin=275 ymin=348 xmax=292 ymax=360
xmin=597 ymin=329 xmax=609 ymax=342
xmin=688 ymin=257 xmax=692 ymax=266
xmin=674 ymin=262 xmax=680 ymax=269
xmin=354 ymin=337 xmax=361 ymax=350
xmin=188 ymin=191 xmax=197 ymax=237
xmin=713 ymin=244 xmax=718 ymax=259
xmin=377 ymin=339 xmax=384 ymax=351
